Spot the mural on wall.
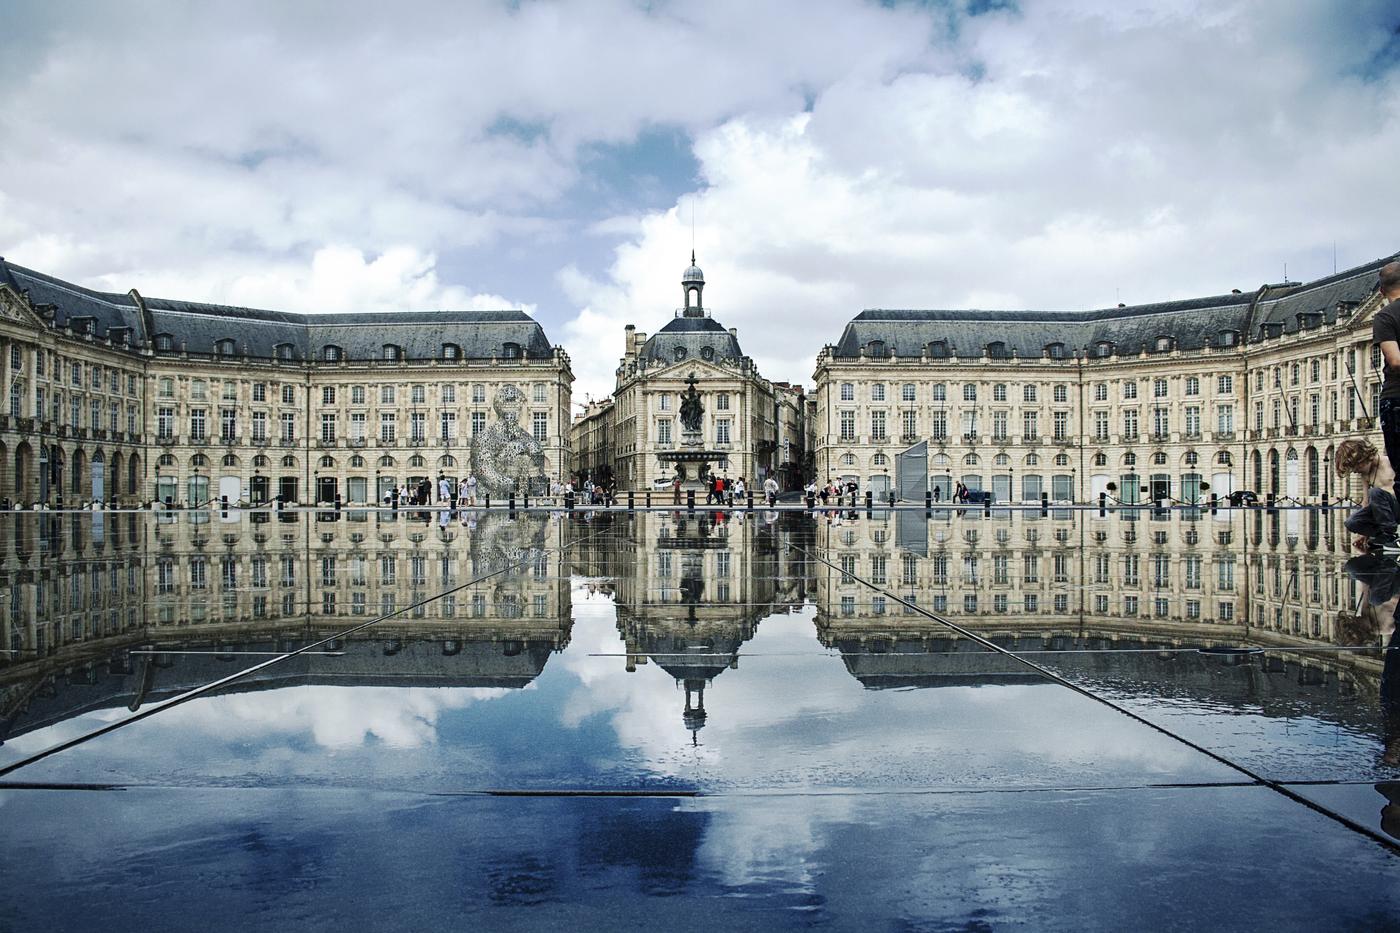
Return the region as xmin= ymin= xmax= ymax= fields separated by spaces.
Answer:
xmin=470 ymin=384 xmax=546 ymax=496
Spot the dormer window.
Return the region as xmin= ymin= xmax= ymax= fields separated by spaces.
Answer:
xmin=274 ymin=343 xmax=295 ymax=361
xmin=701 ymin=346 xmax=714 ymax=361
xmin=155 ymin=333 xmax=174 ymax=351
xmin=382 ymin=344 xmax=402 ymax=361
xmin=867 ymin=340 xmax=887 ymax=357
xmin=1044 ymin=342 xmax=1066 ymax=360
xmin=1154 ymin=336 xmax=1174 ymax=352
xmin=502 ymin=342 xmax=521 ymax=360
xmin=323 ymin=345 xmax=342 ymax=362
xmin=927 ymin=340 xmax=949 ymax=358
xmin=1217 ymin=330 xmax=1238 ymax=347
xmin=987 ymin=341 xmax=1010 ymax=359
xmin=673 ymin=346 xmax=687 ymax=362
xmin=442 ymin=343 xmax=460 ymax=360
xmin=216 ymin=338 xmax=236 ymax=357
xmin=1094 ymin=341 xmax=1113 ymax=358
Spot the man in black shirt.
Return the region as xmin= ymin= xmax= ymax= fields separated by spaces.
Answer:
xmin=1371 ymin=262 xmax=1400 ymax=470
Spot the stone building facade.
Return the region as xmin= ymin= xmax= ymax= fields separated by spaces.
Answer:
xmin=0 ymin=260 xmax=572 ymax=506
xmin=812 ymin=252 xmax=1399 ymax=504
xmin=579 ymin=257 xmax=783 ymax=491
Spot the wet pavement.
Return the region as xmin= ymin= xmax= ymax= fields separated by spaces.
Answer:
xmin=2 ymin=505 xmax=1398 ymax=930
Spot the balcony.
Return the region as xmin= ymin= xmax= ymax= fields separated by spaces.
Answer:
xmin=316 ymin=439 xmax=337 ymax=449
xmin=1214 ymin=431 xmax=1234 ymax=441
xmin=1149 ymin=433 xmax=1169 ymax=443
xmin=278 ymin=438 xmax=298 ymax=447
xmin=349 ymin=438 xmax=367 ymax=448
xmin=252 ymin=437 xmax=270 ymax=447
xmin=157 ymin=434 xmax=176 ymax=446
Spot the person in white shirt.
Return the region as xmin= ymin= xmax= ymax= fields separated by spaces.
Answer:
xmin=763 ymin=476 xmax=779 ymax=507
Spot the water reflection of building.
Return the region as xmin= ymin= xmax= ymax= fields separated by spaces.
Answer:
xmin=813 ymin=507 xmax=1381 ymax=689
xmin=588 ymin=510 xmax=805 ymax=738
xmin=1 ymin=511 xmax=573 ymax=742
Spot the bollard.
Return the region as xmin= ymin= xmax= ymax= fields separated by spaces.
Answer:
xmin=221 ymin=494 xmax=230 ymax=519
xmin=275 ymin=495 xmax=284 ymax=513
xmin=646 ymin=491 xmax=652 ymax=509
xmin=983 ymin=495 xmax=990 ymax=517
xmin=509 ymin=493 xmax=516 ymax=511
xmin=925 ymin=490 xmax=932 ymax=509
xmin=1209 ymin=492 xmax=1218 ymax=515
xmin=687 ymin=488 xmax=696 ymax=511
xmin=1321 ymin=492 xmax=1329 ymax=507
xmin=628 ymin=491 xmax=635 ymax=511
xmin=564 ymin=491 xmax=574 ymax=510
xmin=865 ymin=491 xmax=873 ymax=509
xmin=1265 ymin=492 xmax=1275 ymax=510
xmin=335 ymin=493 xmax=342 ymax=513
xmin=1041 ymin=492 xmax=1049 ymax=516
xmin=485 ymin=494 xmax=491 ymax=509
xmin=806 ymin=493 xmax=815 ymax=509
xmin=524 ymin=492 xmax=530 ymax=509
xmin=747 ymin=491 xmax=755 ymax=510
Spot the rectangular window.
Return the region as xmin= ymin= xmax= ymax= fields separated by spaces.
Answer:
xmin=659 ymin=394 xmax=670 ymax=411
xmin=442 ymin=385 xmax=456 ymax=403
xmin=1094 ymin=383 xmax=1108 ymax=401
xmin=321 ymin=414 xmax=336 ymax=442
xmin=322 ymin=386 xmax=335 ymax=405
xmin=872 ymin=384 xmax=885 ymax=402
xmin=839 ymin=410 xmax=855 ymax=441
xmin=1123 ymin=409 xmax=1138 ymax=439
xmin=994 ymin=384 xmax=1007 ymax=402
xmin=963 ymin=384 xmax=976 ymax=402
xmin=351 ymin=412 xmax=366 ymax=440
xmin=221 ymin=409 xmax=236 ymax=441
xmin=251 ymin=411 xmax=266 ymax=441
xmin=380 ymin=413 xmax=396 ymax=442
xmin=992 ymin=411 xmax=1008 ymax=440
xmin=840 ymin=383 xmax=854 ymax=401
xmin=532 ymin=412 xmax=548 ymax=442
xmin=222 ymin=380 xmax=236 ymax=400
xmin=127 ymin=405 xmax=137 ymax=435
xmin=252 ymin=383 xmax=266 ymax=402
xmin=932 ymin=384 xmax=946 ymax=402
xmin=381 ymin=385 xmax=395 ymax=404
xmin=1023 ymin=385 xmax=1036 ymax=403
xmin=472 ymin=384 xmax=486 ymax=404
xmin=1184 ymin=406 xmax=1200 ymax=436
xmin=440 ymin=411 xmax=457 ymax=440
xmin=1217 ymin=404 xmax=1233 ymax=434
xmin=281 ymin=385 xmax=294 ymax=405
xmin=1022 ymin=411 xmax=1038 ymax=440
xmin=1093 ymin=411 xmax=1109 ymax=440
xmin=1052 ymin=411 xmax=1068 ymax=440
xmin=901 ymin=410 xmax=917 ymax=438
xmin=716 ymin=418 xmax=731 ymax=445
xmin=931 ymin=410 xmax=947 ymax=439
xmin=658 ymin=419 xmax=672 ymax=444
xmin=472 ymin=411 xmax=485 ymax=436
xmin=1053 ymin=384 xmax=1067 ymax=403
xmin=411 ymin=384 xmax=425 ymax=404
xmin=275 ymin=412 xmax=292 ymax=441
xmin=902 ymin=383 xmax=916 ymax=402
xmin=410 ymin=412 xmax=425 ymax=441
xmin=717 ymin=393 xmax=730 ymax=410
xmin=1153 ymin=377 xmax=1167 ymax=397
xmin=870 ymin=410 xmax=886 ymax=441
xmin=1123 ymin=381 xmax=1137 ymax=400
xmin=532 ymin=384 xmax=546 ymax=403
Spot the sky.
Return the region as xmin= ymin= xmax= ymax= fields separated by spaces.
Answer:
xmin=2 ymin=0 xmax=1398 ymax=406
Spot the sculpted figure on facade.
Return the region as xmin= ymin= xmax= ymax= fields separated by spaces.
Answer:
xmin=471 ymin=384 xmax=545 ymax=496
xmin=680 ymin=375 xmax=704 ymax=434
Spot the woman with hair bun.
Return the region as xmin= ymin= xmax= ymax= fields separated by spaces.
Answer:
xmin=1335 ymin=438 xmax=1399 ymax=552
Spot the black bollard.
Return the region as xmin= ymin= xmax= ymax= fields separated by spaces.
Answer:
xmin=221 ymin=494 xmax=229 ymax=519
xmin=275 ymin=495 xmax=284 ymax=513
xmin=524 ymin=492 xmax=530 ymax=509
xmin=806 ymin=493 xmax=815 ymax=509
xmin=865 ymin=491 xmax=873 ymax=509
xmin=1265 ymin=492 xmax=1275 ymax=510
xmin=1040 ymin=491 xmax=1049 ymax=516
xmin=564 ymin=491 xmax=574 ymax=510
xmin=1209 ymin=492 xmax=1218 ymax=516
xmin=646 ymin=491 xmax=652 ymax=508
xmin=687 ymin=488 xmax=695 ymax=511
xmin=1321 ymin=492 xmax=1329 ymax=507
xmin=628 ymin=491 xmax=635 ymax=511
xmin=335 ymin=494 xmax=342 ymax=513
xmin=509 ymin=493 xmax=516 ymax=511
xmin=983 ymin=495 xmax=990 ymax=517
xmin=747 ymin=491 xmax=755 ymax=510
xmin=925 ymin=490 xmax=932 ymax=509
xmin=485 ymin=494 xmax=491 ymax=509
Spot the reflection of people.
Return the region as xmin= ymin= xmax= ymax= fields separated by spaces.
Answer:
xmin=1335 ymin=439 xmax=1399 ymax=551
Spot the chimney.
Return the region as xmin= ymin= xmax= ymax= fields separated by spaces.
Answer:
xmin=1231 ymin=288 xmax=1241 ymax=294
xmin=729 ymin=327 xmax=738 ymax=338
xmin=624 ymin=324 xmax=636 ymax=360
xmin=1117 ymin=303 xmax=1126 ymax=308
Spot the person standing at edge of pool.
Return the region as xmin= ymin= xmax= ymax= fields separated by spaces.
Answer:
xmin=1370 ymin=262 xmax=1400 ymax=470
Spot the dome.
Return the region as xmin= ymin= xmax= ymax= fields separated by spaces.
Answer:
xmin=682 ymin=263 xmax=704 ymax=283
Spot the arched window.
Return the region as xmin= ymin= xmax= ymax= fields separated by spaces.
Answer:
xmin=350 ymin=455 xmax=365 ymax=468
xmin=190 ymin=453 xmax=209 ymax=467
xmin=1094 ymin=341 xmax=1113 ymax=358
xmin=155 ymin=333 xmax=174 ymax=351
xmin=274 ymin=343 xmax=295 ymax=361
xmin=221 ymin=454 xmax=238 ymax=467
xmin=378 ymin=455 xmax=395 ymax=467
xmin=994 ymin=453 xmax=1010 ymax=466
xmin=987 ymin=341 xmax=1009 ymax=359
xmin=1024 ymin=454 xmax=1039 ymax=466
xmin=409 ymin=454 xmax=425 ymax=468
xmin=867 ymin=340 xmax=887 ymax=357
xmin=157 ymin=453 xmax=176 ymax=467
xmin=1217 ymin=451 xmax=1232 ymax=465
xmin=839 ymin=453 xmax=856 ymax=466
xmin=1044 ymin=343 xmax=1066 ymax=360
xmin=281 ymin=455 xmax=297 ymax=468
xmin=382 ymin=344 xmax=402 ymax=361
xmin=319 ymin=455 xmax=335 ymax=468
xmin=323 ymin=345 xmax=343 ymax=362
xmin=1152 ymin=452 xmax=1167 ymax=465
xmin=442 ymin=343 xmax=459 ymax=360
xmin=216 ymin=338 xmax=236 ymax=357
xmin=872 ymin=453 xmax=888 ymax=466
xmin=1154 ymin=336 xmax=1173 ymax=352
xmin=927 ymin=341 xmax=949 ymax=358
xmin=1184 ymin=451 xmax=1198 ymax=466
xmin=502 ymin=342 xmax=521 ymax=359
xmin=1093 ymin=452 xmax=1107 ymax=466
xmin=253 ymin=454 xmax=269 ymax=468
xmin=964 ymin=454 xmax=979 ymax=466
xmin=1123 ymin=453 xmax=1137 ymax=467
xmin=1217 ymin=330 xmax=1238 ymax=347
xmin=439 ymin=454 xmax=457 ymax=468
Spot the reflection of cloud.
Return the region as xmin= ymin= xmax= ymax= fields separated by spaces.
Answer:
xmin=156 ymin=686 xmax=510 ymax=749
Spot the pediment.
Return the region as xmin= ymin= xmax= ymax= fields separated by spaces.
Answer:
xmin=0 ymin=285 xmax=50 ymax=329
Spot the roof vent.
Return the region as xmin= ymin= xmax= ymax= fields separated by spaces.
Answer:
xmin=1117 ymin=302 xmax=1126 ymax=308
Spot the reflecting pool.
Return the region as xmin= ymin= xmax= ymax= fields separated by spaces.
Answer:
xmin=2 ymin=505 xmax=1398 ymax=929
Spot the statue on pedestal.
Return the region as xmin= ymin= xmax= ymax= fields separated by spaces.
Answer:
xmin=680 ymin=373 xmax=704 ymax=437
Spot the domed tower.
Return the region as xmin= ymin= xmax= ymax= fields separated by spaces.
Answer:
xmin=682 ymin=251 xmax=705 ymax=317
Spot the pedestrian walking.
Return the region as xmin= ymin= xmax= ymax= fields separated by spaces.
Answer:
xmin=764 ymin=475 xmax=779 ymax=507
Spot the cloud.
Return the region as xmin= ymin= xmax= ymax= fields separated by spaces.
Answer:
xmin=559 ymin=0 xmax=1400 ymax=401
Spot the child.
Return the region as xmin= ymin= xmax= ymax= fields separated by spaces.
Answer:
xmin=1335 ymin=438 xmax=1400 ymax=552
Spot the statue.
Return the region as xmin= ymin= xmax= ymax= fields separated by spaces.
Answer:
xmin=470 ymin=385 xmax=546 ymax=497
xmin=679 ymin=374 xmax=704 ymax=434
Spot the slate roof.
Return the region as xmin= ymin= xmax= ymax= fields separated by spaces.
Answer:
xmin=831 ymin=251 xmax=1400 ymax=359
xmin=639 ymin=313 xmax=744 ymax=365
xmin=0 ymin=259 xmax=556 ymax=361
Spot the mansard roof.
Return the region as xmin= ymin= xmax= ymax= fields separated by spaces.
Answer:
xmin=0 ymin=259 xmax=555 ymax=361
xmin=639 ymin=312 xmax=744 ymax=365
xmin=831 ymin=251 xmax=1399 ymax=359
